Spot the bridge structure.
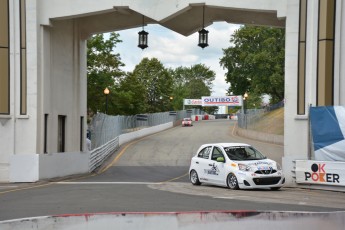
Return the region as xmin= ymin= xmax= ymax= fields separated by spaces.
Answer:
xmin=0 ymin=0 xmax=345 ymax=191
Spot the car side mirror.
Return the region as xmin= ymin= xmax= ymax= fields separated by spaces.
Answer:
xmin=216 ymin=157 xmax=225 ymax=163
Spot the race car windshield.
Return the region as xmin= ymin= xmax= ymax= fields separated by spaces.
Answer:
xmin=224 ymin=146 xmax=266 ymax=161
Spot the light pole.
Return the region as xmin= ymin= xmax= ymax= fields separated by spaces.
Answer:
xmin=243 ymin=92 xmax=248 ymax=114
xmin=169 ymin=96 xmax=173 ymax=111
xmin=243 ymin=92 xmax=248 ymax=129
xmin=104 ymin=87 xmax=110 ymax=114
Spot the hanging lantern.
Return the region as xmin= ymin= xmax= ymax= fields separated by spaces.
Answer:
xmin=198 ymin=5 xmax=209 ymax=49
xmin=138 ymin=16 xmax=148 ymax=50
xmin=138 ymin=30 xmax=148 ymax=49
xmin=198 ymin=28 xmax=209 ymax=48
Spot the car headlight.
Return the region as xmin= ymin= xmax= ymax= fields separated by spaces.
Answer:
xmin=276 ymin=163 xmax=282 ymax=170
xmin=238 ymin=163 xmax=250 ymax=171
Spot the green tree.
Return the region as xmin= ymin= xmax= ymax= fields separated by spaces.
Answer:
xmin=170 ymin=64 xmax=216 ymax=110
xmin=116 ymin=73 xmax=147 ymax=115
xmin=220 ymin=25 xmax=285 ymax=104
xmin=87 ymin=32 xmax=125 ymax=114
xmin=131 ymin=57 xmax=173 ymax=113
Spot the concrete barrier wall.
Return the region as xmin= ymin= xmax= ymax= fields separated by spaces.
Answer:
xmin=191 ymin=115 xmax=203 ymax=121
xmin=0 ymin=211 xmax=344 ymax=230
xmin=39 ymin=152 xmax=90 ymax=180
xmin=10 ymin=154 xmax=39 ymax=182
xmin=119 ymin=122 xmax=173 ymax=146
xmin=9 ymin=122 xmax=173 ymax=182
xmin=10 ymin=152 xmax=91 ymax=182
xmin=236 ymin=127 xmax=284 ymax=145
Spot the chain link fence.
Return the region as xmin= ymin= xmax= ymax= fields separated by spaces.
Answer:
xmin=88 ymin=109 xmax=201 ymax=150
xmin=237 ymin=109 xmax=265 ymax=130
xmin=237 ymin=101 xmax=284 ymax=134
xmin=87 ymin=109 xmax=202 ymax=172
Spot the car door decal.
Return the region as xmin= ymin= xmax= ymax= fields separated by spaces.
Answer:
xmin=204 ymin=163 xmax=220 ymax=175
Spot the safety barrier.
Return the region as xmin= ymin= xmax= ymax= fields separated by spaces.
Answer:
xmin=88 ymin=122 xmax=173 ymax=172
xmin=89 ymin=109 xmax=202 ymax=150
xmin=87 ymin=109 xmax=203 ymax=173
xmin=0 ymin=211 xmax=344 ymax=230
xmin=89 ymin=137 xmax=119 ymax=172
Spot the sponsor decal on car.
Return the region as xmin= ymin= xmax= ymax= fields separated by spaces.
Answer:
xmin=257 ymin=166 xmax=272 ymax=171
xmin=253 ymin=161 xmax=272 ymax=166
xmin=204 ymin=163 xmax=219 ymax=175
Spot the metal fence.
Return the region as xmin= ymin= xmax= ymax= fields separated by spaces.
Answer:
xmin=237 ymin=109 xmax=265 ymax=129
xmin=237 ymin=101 xmax=284 ymax=134
xmin=87 ymin=109 xmax=202 ymax=172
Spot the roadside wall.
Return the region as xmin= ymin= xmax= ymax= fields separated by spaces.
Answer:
xmin=119 ymin=122 xmax=173 ymax=145
xmin=10 ymin=122 xmax=173 ymax=182
xmin=10 ymin=152 xmax=90 ymax=182
xmin=0 ymin=211 xmax=344 ymax=230
xmin=236 ymin=127 xmax=284 ymax=145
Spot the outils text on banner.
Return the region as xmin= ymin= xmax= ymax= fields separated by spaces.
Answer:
xmin=201 ymin=96 xmax=243 ymax=107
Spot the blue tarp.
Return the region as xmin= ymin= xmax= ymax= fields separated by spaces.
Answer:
xmin=310 ymin=106 xmax=345 ymax=161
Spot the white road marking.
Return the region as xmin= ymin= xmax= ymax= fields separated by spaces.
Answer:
xmin=298 ymin=202 xmax=307 ymax=205
xmin=55 ymin=182 xmax=162 ymax=185
xmin=213 ymin=196 xmax=250 ymax=199
xmin=0 ymin=186 xmax=18 ymax=188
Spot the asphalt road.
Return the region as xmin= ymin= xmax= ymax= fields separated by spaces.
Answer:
xmin=0 ymin=120 xmax=344 ymax=221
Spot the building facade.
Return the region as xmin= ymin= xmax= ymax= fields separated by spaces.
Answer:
xmin=0 ymin=0 xmax=344 ymax=187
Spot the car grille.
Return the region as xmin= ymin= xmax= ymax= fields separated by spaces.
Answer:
xmin=252 ymin=177 xmax=281 ymax=185
xmin=255 ymin=169 xmax=277 ymax=175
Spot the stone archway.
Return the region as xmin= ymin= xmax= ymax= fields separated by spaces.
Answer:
xmin=4 ymin=1 xmax=303 ymax=185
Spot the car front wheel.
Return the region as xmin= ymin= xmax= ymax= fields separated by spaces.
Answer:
xmin=190 ymin=170 xmax=201 ymax=185
xmin=227 ymin=173 xmax=239 ymax=190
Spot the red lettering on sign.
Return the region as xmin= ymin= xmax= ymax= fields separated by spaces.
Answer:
xmin=319 ymin=164 xmax=325 ymax=173
xmin=311 ymin=173 xmax=319 ymax=181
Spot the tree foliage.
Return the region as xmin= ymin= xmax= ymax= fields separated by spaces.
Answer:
xmin=87 ymin=33 xmax=221 ymax=116
xmin=130 ymin=57 xmax=173 ymax=113
xmin=170 ymin=64 xmax=216 ymax=112
xmin=116 ymin=73 xmax=147 ymax=115
xmin=87 ymin=33 xmax=125 ymax=114
xmin=220 ymin=25 xmax=285 ymax=104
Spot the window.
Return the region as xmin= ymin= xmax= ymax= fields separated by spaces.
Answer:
xmin=20 ymin=0 xmax=27 ymax=114
xmin=317 ymin=0 xmax=335 ymax=106
xmin=197 ymin=146 xmax=212 ymax=159
xmin=211 ymin=147 xmax=224 ymax=161
xmin=297 ymin=0 xmax=307 ymax=114
xmin=44 ymin=114 xmax=48 ymax=153
xmin=58 ymin=115 xmax=66 ymax=152
xmin=225 ymin=146 xmax=266 ymax=161
xmin=80 ymin=117 xmax=84 ymax=151
xmin=0 ymin=0 xmax=9 ymax=114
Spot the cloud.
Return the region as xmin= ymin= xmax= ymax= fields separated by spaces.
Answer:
xmin=115 ymin=22 xmax=240 ymax=96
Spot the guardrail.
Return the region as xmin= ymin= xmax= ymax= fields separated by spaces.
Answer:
xmin=89 ymin=137 xmax=119 ymax=172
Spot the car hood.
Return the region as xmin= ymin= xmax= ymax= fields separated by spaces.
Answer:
xmin=235 ymin=159 xmax=278 ymax=171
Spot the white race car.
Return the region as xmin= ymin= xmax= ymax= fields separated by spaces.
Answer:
xmin=189 ymin=143 xmax=285 ymax=190
xmin=182 ymin=118 xmax=193 ymax=127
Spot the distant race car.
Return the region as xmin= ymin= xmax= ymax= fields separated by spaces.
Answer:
xmin=189 ymin=143 xmax=285 ymax=190
xmin=182 ymin=118 xmax=193 ymax=127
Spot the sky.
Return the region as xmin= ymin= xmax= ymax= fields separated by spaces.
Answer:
xmin=114 ymin=22 xmax=241 ymax=96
